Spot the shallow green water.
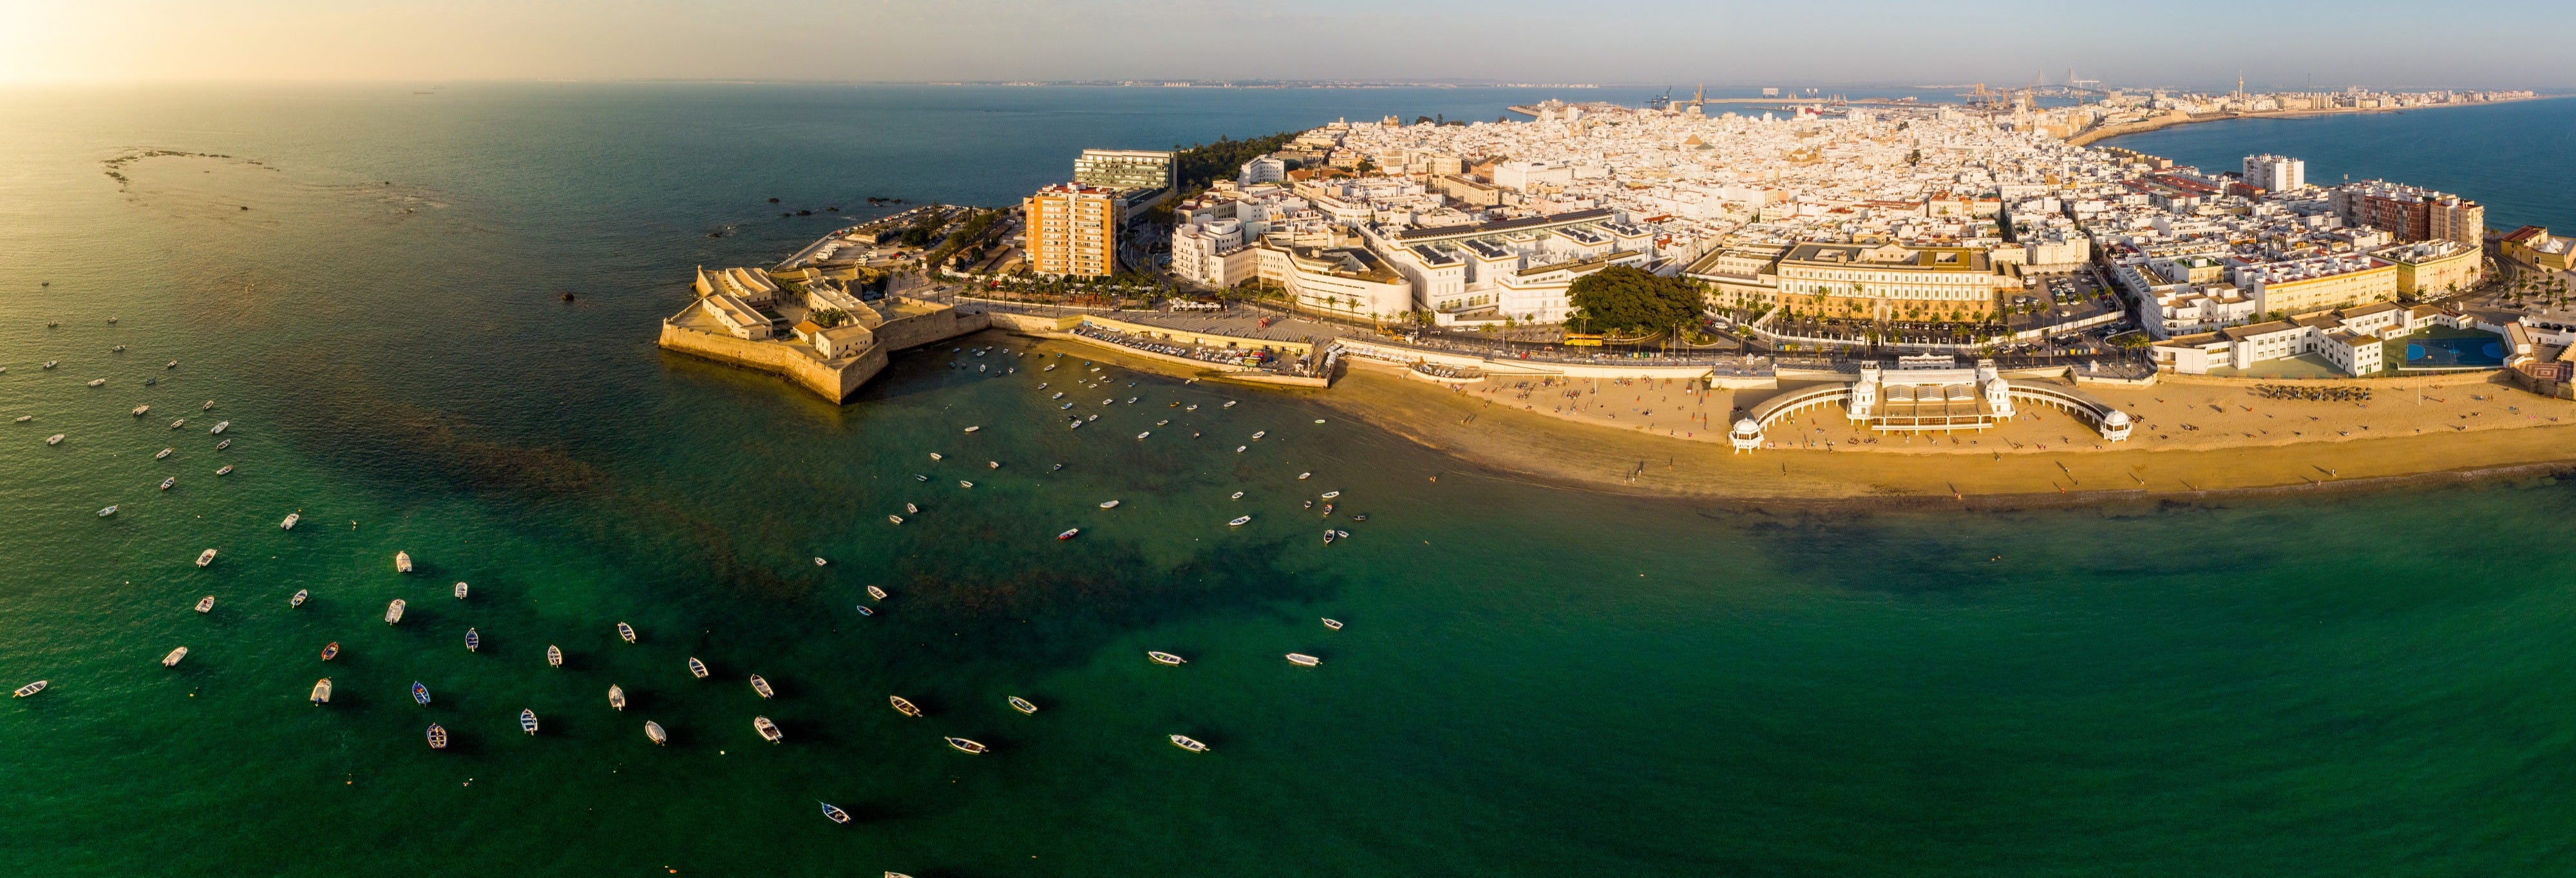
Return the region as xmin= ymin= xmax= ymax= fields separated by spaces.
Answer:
xmin=6 ymin=84 xmax=2576 ymax=877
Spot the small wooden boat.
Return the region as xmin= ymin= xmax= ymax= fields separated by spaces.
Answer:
xmin=453 ymin=582 xmax=468 ymax=600
xmin=204 ymin=401 xmax=216 ymax=410
xmin=1099 ymin=500 xmax=1121 ymax=509
xmin=1224 ymin=400 xmax=1238 ymax=408
xmin=133 ymin=405 xmax=150 ymax=416
xmin=866 ymin=586 xmax=887 ymax=600
xmin=520 ymin=709 xmax=540 ymax=735
xmin=196 ymin=548 xmax=217 ymax=567
xmin=1135 ymin=432 xmax=1150 ymax=440
xmin=1297 ymin=472 xmax=1312 ymax=480
xmin=687 ymin=657 xmax=708 ymax=678
xmin=904 ymin=503 xmax=917 ymax=514
xmin=412 ymin=681 xmax=431 ymax=705
xmin=753 ymin=716 xmax=783 ymax=743
xmin=1235 ymin=445 xmax=1246 ymax=453
xmin=1147 ymin=651 xmax=1185 ymax=665
xmin=1251 ymin=431 xmax=1265 ymax=439
xmin=43 ymin=361 xmax=57 ymax=368
xmin=1170 ymin=734 xmax=1210 ymax=752
xmin=1231 ymin=491 xmax=1244 ymax=500
xmin=384 ymin=598 xmax=406 ymax=624
xmin=155 ymin=447 xmax=173 ymax=459
xmin=310 ymin=678 xmax=331 ymax=703
xmin=171 ymin=417 xmax=186 ymax=429
xmin=1009 ymin=696 xmax=1037 ymax=714
xmin=290 ymin=589 xmax=307 ymax=607
xmin=987 ymin=461 xmax=999 ymax=469
xmin=888 ymin=514 xmax=904 ymax=525
xmin=855 ymin=606 xmax=874 ymax=616
xmin=281 ymin=513 xmax=298 ymax=530
xmin=1321 ymin=530 xmax=1337 ymax=545
xmin=750 ymin=674 xmax=773 ymax=699
xmin=608 ymin=685 xmax=625 ymax=711
xmin=48 ymin=434 xmax=66 ymax=446
xmin=644 ymin=721 xmax=667 ymax=745
xmin=928 ymin=452 xmax=943 ymax=461
xmin=166 ymin=359 xmax=178 ymax=369
xmin=158 ymin=477 xmax=174 ymax=490
xmin=618 ymin=622 xmax=636 ymax=643
xmin=945 ymin=737 xmax=987 ymax=754
xmin=889 ymin=696 xmax=922 ymax=718
xmin=16 ymin=415 xmax=32 ymax=423
xmin=1057 ymin=528 xmax=1079 ymax=540
xmin=1286 ymin=653 xmax=1320 ymax=667
xmin=394 ymin=551 xmax=412 ymax=573
xmin=209 ymin=421 xmax=228 ymax=434
xmin=1227 ymin=516 xmax=1251 ymax=526
xmin=546 ymin=645 xmax=562 ymax=667
xmin=963 ymin=426 xmax=980 ymax=433
xmin=321 ymin=642 xmax=339 ymax=661
xmin=162 ymin=647 xmax=188 ymax=667
xmin=194 ymin=596 xmax=215 ymax=613
xmin=214 ymin=464 xmax=232 ymax=476
xmin=813 ymin=557 xmax=828 ymax=567
xmin=464 ymin=628 xmax=480 ymax=652
xmin=97 ymin=505 xmax=117 ymax=517
xmin=426 ymin=724 xmax=448 ymax=749
xmin=215 ymin=439 xmax=229 ymax=450
xmin=1320 ymin=491 xmax=1341 ymax=499
xmin=1321 ymin=618 xmax=1342 ymax=631
xmin=958 ymin=481 xmax=974 ymax=489
xmin=12 ymin=680 xmax=46 ymax=698
xmin=819 ymin=802 xmax=851 ymax=825
xmin=88 ymin=378 xmax=106 ymax=387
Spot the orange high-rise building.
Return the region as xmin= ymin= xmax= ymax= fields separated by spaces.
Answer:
xmin=1023 ymin=182 xmax=1120 ymax=278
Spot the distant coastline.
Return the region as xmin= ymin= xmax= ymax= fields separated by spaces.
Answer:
xmin=2069 ymin=94 xmax=2559 ymax=146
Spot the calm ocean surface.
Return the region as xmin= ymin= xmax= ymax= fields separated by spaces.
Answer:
xmin=6 ymin=84 xmax=2576 ymax=877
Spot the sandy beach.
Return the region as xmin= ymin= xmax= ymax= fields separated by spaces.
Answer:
xmin=990 ymin=328 xmax=2576 ymax=505
xmin=1315 ymin=361 xmax=2576 ymax=505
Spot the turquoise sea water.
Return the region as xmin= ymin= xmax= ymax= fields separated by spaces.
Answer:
xmin=8 ymin=84 xmax=2576 ymax=876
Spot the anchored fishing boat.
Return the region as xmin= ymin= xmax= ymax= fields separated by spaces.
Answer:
xmin=453 ymin=582 xmax=468 ymax=600
xmin=464 ymin=628 xmax=480 ymax=652
xmin=281 ymin=513 xmax=299 ymax=530
xmin=945 ymin=737 xmax=987 ymax=754
xmin=411 ymin=681 xmax=431 ymax=705
xmin=394 ymin=551 xmax=412 ymax=574
xmin=520 ymin=709 xmax=540 ymax=735
xmin=1286 ymin=653 xmax=1320 ymax=667
xmin=321 ymin=642 xmax=339 ymax=661
xmin=889 ymin=695 xmax=922 ymax=718
xmin=196 ymin=548 xmax=217 ymax=567
xmin=290 ymin=589 xmax=307 ymax=607
xmin=162 ymin=647 xmax=188 ymax=667
xmin=384 ymin=599 xmax=406 ymax=624
xmin=1009 ymin=696 xmax=1038 ymax=714
xmin=867 ymin=586 xmax=887 ymax=600
xmin=1170 ymin=735 xmax=1209 ymax=752
xmin=194 ymin=596 xmax=214 ymax=613
xmin=425 ymin=724 xmax=448 ymax=750
xmin=609 ymin=685 xmax=626 ymax=711
xmin=547 ymin=645 xmax=562 ymax=667
xmin=310 ymin=678 xmax=331 ymax=703
xmin=753 ymin=716 xmax=783 ymax=743
xmin=820 ymin=802 xmax=851 ymax=825
xmin=644 ymin=721 xmax=668 ymax=745
xmin=750 ymin=674 xmax=773 ymax=698
xmin=617 ymin=622 xmax=636 ymax=643
xmin=687 ymin=657 xmax=708 ymax=678
xmin=12 ymin=681 xmax=46 ymax=698
xmin=1321 ymin=618 xmax=1343 ymax=631
xmin=1148 ymin=651 xmax=1186 ymax=665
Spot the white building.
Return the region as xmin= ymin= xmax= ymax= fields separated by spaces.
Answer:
xmin=2242 ymin=154 xmax=2306 ymax=193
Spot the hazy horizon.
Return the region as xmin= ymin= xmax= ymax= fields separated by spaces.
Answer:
xmin=5 ymin=1 xmax=2570 ymax=91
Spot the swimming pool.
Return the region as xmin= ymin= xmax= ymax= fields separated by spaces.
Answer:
xmin=2404 ymin=336 xmax=2505 ymax=367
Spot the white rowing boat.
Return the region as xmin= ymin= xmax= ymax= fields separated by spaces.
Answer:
xmin=1286 ymin=653 xmax=1320 ymax=667
xmin=1009 ymin=696 xmax=1037 ymax=714
xmin=1170 ymin=734 xmax=1209 ymax=752
xmin=750 ymin=674 xmax=773 ymax=698
xmin=162 ymin=647 xmax=188 ymax=667
xmin=384 ymin=598 xmax=406 ymax=624
xmin=1147 ymin=651 xmax=1185 ymax=665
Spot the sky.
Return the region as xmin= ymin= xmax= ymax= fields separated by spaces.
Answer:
xmin=2 ymin=0 xmax=2568 ymax=90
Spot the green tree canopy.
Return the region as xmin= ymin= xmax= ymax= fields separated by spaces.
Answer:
xmin=1566 ymin=266 xmax=1702 ymax=334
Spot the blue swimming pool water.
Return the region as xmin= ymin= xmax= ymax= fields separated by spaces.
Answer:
xmin=2405 ymin=336 xmax=2506 ymax=367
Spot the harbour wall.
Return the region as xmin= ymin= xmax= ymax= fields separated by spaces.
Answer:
xmin=985 ymin=311 xmax=1329 ymax=387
